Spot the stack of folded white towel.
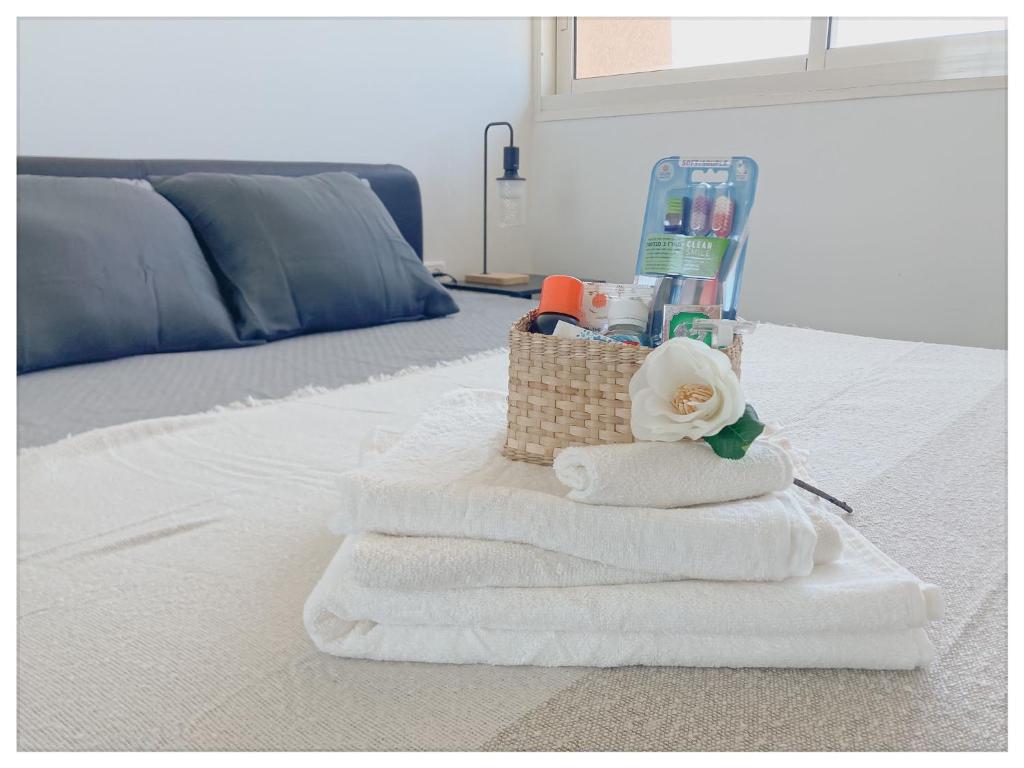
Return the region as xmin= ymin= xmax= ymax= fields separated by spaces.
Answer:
xmin=305 ymin=389 xmax=941 ymax=669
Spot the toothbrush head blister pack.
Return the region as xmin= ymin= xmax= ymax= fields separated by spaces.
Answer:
xmin=634 ymin=156 xmax=758 ymax=319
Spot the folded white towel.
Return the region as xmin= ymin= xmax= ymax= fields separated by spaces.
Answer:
xmin=333 ymin=528 xmax=939 ymax=634
xmin=340 ymin=533 xmax=664 ymax=589
xmin=305 ymin=524 xmax=941 ymax=669
xmin=305 ymin=619 xmax=935 ymax=670
xmin=331 ymin=389 xmax=840 ymax=582
xmin=553 ymin=439 xmax=794 ymax=508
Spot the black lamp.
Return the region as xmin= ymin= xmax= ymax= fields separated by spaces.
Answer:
xmin=460 ymin=121 xmax=535 ymax=292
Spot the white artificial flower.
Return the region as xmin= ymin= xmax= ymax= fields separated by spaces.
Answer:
xmin=629 ymin=337 xmax=745 ymax=442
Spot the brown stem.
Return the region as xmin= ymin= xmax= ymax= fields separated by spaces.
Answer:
xmin=793 ymin=478 xmax=853 ymax=514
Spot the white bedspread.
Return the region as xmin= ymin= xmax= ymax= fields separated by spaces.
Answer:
xmin=17 ymin=325 xmax=1007 ymax=750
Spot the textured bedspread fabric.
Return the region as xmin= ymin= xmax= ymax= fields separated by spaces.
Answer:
xmin=17 ymin=325 xmax=1006 ymax=750
xmin=16 ymin=290 xmax=530 ymax=448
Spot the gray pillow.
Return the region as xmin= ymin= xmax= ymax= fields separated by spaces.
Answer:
xmin=17 ymin=175 xmax=240 ymax=373
xmin=151 ymin=171 xmax=458 ymax=341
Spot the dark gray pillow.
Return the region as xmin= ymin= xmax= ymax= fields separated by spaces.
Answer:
xmin=17 ymin=176 xmax=239 ymax=373
xmin=151 ymin=171 xmax=458 ymax=341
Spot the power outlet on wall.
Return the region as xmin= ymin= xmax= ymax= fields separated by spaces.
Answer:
xmin=424 ymin=260 xmax=448 ymax=275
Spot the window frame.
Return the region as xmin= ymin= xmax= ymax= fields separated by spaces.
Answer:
xmin=534 ymin=17 xmax=1006 ymax=122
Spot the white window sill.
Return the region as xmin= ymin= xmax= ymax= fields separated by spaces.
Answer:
xmin=537 ymin=50 xmax=1006 ymax=122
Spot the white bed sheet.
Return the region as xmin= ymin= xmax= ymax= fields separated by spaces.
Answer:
xmin=17 ymin=324 xmax=1006 ymax=750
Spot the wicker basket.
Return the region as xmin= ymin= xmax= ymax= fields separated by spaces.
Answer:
xmin=503 ymin=311 xmax=743 ymax=465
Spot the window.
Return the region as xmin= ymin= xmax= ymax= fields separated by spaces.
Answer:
xmin=537 ymin=17 xmax=1006 ymax=119
xmin=575 ymin=17 xmax=814 ymax=78
xmin=828 ymin=17 xmax=1006 ymax=48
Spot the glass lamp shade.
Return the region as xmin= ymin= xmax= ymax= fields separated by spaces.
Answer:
xmin=495 ymin=178 xmax=527 ymax=228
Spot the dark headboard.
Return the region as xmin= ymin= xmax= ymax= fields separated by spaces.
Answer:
xmin=16 ymin=156 xmax=424 ymax=259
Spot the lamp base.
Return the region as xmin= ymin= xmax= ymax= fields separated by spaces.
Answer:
xmin=446 ymin=273 xmax=550 ymax=298
xmin=464 ymin=272 xmax=531 ymax=286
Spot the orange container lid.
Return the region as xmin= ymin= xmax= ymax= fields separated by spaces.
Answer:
xmin=537 ymin=275 xmax=584 ymax=320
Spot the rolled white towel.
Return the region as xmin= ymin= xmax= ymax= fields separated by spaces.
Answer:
xmin=553 ymin=439 xmax=794 ymax=508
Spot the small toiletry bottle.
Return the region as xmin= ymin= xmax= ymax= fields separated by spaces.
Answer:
xmin=606 ymin=297 xmax=650 ymax=346
xmin=687 ymin=183 xmax=712 ymax=236
xmin=530 ymin=275 xmax=585 ymax=335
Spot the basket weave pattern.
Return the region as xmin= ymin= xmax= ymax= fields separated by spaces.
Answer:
xmin=503 ymin=311 xmax=742 ymax=465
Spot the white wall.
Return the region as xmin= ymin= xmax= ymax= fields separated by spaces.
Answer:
xmin=530 ymin=89 xmax=1007 ymax=348
xmin=18 ymin=19 xmax=1007 ymax=347
xmin=17 ymin=18 xmax=533 ymax=279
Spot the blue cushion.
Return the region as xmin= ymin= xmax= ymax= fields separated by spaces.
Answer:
xmin=151 ymin=171 xmax=458 ymax=341
xmin=17 ymin=176 xmax=240 ymax=373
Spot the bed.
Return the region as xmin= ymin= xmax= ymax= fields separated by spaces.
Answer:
xmin=17 ymin=160 xmax=1006 ymax=751
xmin=17 ymin=290 xmax=529 ymax=448
xmin=16 ymin=155 xmax=531 ymax=448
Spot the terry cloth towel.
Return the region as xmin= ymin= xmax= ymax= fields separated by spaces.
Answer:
xmin=338 ymin=533 xmax=668 ymax=590
xmin=331 ymin=389 xmax=841 ymax=582
xmin=553 ymin=439 xmax=794 ymax=508
xmin=305 ymin=523 xmax=941 ymax=669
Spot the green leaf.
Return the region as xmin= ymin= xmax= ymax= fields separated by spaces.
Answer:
xmin=704 ymin=404 xmax=765 ymax=460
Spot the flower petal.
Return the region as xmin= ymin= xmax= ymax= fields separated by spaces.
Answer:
xmin=630 ymin=389 xmax=681 ymax=441
xmin=647 ymin=343 xmax=703 ymax=401
xmin=628 ymin=336 xmax=746 ymax=442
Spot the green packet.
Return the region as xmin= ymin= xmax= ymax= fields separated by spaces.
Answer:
xmin=664 ymin=304 xmax=722 ymax=346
